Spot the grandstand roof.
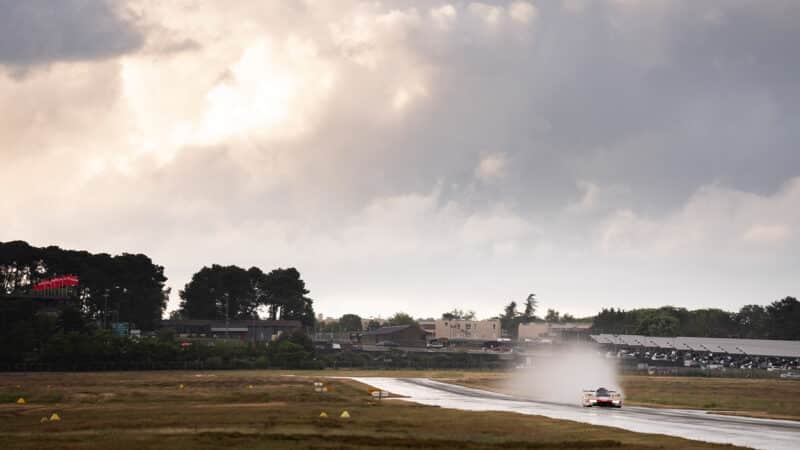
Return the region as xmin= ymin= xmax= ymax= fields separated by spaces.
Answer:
xmin=590 ymin=334 xmax=800 ymax=358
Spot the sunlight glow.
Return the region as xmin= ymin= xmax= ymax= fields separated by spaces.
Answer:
xmin=198 ymin=38 xmax=297 ymax=143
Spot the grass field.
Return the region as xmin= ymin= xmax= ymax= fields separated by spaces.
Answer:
xmin=420 ymin=371 xmax=800 ymax=420
xmin=0 ymin=371 xmax=742 ymax=450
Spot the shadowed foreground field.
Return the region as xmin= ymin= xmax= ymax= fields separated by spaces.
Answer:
xmin=0 ymin=371 xmax=741 ymax=450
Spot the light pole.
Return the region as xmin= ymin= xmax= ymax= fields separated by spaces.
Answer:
xmin=224 ymin=293 xmax=230 ymax=339
xmin=103 ymin=290 xmax=110 ymax=330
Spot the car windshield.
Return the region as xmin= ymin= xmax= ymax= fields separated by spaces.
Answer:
xmin=596 ymin=388 xmax=609 ymax=396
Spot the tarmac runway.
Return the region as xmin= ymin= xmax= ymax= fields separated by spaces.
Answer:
xmin=350 ymin=377 xmax=800 ymax=450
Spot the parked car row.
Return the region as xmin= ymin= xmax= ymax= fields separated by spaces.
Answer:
xmin=603 ymin=347 xmax=800 ymax=371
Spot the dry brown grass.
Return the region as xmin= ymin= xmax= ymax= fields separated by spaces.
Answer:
xmin=0 ymin=371 xmax=742 ymax=450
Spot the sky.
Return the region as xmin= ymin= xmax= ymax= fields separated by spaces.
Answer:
xmin=1 ymin=0 xmax=798 ymax=320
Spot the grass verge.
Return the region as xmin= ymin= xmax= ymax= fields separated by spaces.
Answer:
xmin=0 ymin=370 xmax=742 ymax=450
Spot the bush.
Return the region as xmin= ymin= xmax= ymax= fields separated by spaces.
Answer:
xmin=255 ymin=355 xmax=270 ymax=369
xmin=205 ymin=356 xmax=224 ymax=369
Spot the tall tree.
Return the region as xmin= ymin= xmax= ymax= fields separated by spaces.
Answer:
xmin=522 ymin=294 xmax=538 ymax=322
xmin=766 ymin=297 xmax=800 ymax=339
xmin=735 ymin=304 xmax=768 ymax=338
xmin=178 ymin=265 xmax=259 ymax=320
xmin=259 ymin=267 xmax=315 ymax=327
xmin=387 ymin=312 xmax=415 ymax=326
xmin=339 ymin=314 xmax=363 ymax=332
xmin=500 ymin=301 xmax=519 ymax=338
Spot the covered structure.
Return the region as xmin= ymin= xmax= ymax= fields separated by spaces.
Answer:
xmin=591 ymin=334 xmax=800 ymax=358
xmin=160 ymin=319 xmax=301 ymax=342
xmin=360 ymin=324 xmax=428 ymax=347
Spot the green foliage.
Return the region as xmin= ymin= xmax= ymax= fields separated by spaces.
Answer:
xmin=765 ymin=297 xmax=800 ymax=339
xmin=545 ymin=309 xmax=560 ymax=322
xmin=0 ymin=240 xmax=168 ymax=331
xmin=178 ymin=265 xmax=316 ymax=327
xmin=593 ymin=297 xmax=800 ymax=338
xmin=318 ymin=319 xmax=341 ymax=332
xmin=178 ymin=265 xmax=260 ymax=320
xmin=57 ymin=307 xmax=87 ymax=334
xmin=441 ymin=309 xmax=475 ymax=320
xmin=387 ymin=312 xmax=415 ymax=326
xmin=522 ymin=294 xmax=537 ymax=322
xmin=635 ymin=312 xmax=680 ymax=336
xmin=205 ymin=356 xmax=224 ymax=369
xmin=338 ymin=314 xmax=363 ymax=332
xmin=259 ymin=267 xmax=315 ymax=327
xmin=157 ymin=327 xmax=175 ymax=342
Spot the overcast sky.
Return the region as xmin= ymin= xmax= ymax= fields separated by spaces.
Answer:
xmin=2 ymin=0 xmax=798 ymax=319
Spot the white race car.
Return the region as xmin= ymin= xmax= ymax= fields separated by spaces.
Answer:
xmin=582 ymin=387 xmax=622 ymax=408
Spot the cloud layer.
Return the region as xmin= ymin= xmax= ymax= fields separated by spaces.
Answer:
xmin=1 ymin=0 xmax=798 ymax=319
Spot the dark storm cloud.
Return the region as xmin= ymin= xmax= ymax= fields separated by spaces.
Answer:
xmin=360 ymin=0 xmax=800 ymax=215
xmin=0 ymin=0 xmax=143 ymax=66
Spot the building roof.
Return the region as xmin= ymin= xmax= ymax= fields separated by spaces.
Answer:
xmin=361 ymin=325 xmax=416 ymax=336
xmin=550 ymin=323 xmax=592 ymax=330
xmin=590 ymin=334 xmax=800 ymax=358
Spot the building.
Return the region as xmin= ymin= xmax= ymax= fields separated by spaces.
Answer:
xmin=549 ymin=323 xmax=592 ymax=341
xmin=435 ymin=319 xmax=501 ymax=341
xmin=517 ymin=322 xmax=549 ymax=340
xmin=160 ymin=319 xmax=301 ymax=342
xmin=518 ymin=322 xmax=591 ymax=341
xmin=360 ymin=324 xmax=428 ymax=347
xmin=418 ymin=320 xmax=436 ymax=336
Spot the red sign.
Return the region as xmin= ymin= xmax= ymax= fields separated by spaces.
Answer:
xmin=32 ymin=275 xmax=80 ymax=291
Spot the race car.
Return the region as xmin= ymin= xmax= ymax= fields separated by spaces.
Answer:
xmin=582 ymin=387 xmax=622 ymax=408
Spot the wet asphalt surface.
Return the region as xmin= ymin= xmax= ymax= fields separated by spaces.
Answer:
xmin=350 ymin=377 xmax=800 ymax=450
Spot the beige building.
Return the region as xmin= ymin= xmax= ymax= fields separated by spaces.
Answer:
xmin=518 ymin=322 xmax=592 ymax=341
xmin=517 ymin=322 xmax=550 ymax=340
xmin=435 ymin=319 xmax=501 ymax=340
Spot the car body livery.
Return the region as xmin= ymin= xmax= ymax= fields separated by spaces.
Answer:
xmin=582 ymin=387 xmax=622 ymax=407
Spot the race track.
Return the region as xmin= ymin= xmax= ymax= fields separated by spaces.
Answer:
xmin=350 ymin=377 xmax=800 ymax=450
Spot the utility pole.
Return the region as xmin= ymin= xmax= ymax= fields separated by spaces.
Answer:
xmin=103 ymin=290 xmax=110 ymax=330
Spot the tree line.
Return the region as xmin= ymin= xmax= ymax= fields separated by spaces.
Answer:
xmin=1 ymin=241 xmax=318 ymax=366
xmin=173 ymin=264 xmax=315 ymax=327
xmin=591 ymin=298 xmax=800 ymax=339
xmin=1 ymin=240 xmax=169 ymax=331
xmin=1 ymin=241 xmax=317 ymax=329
